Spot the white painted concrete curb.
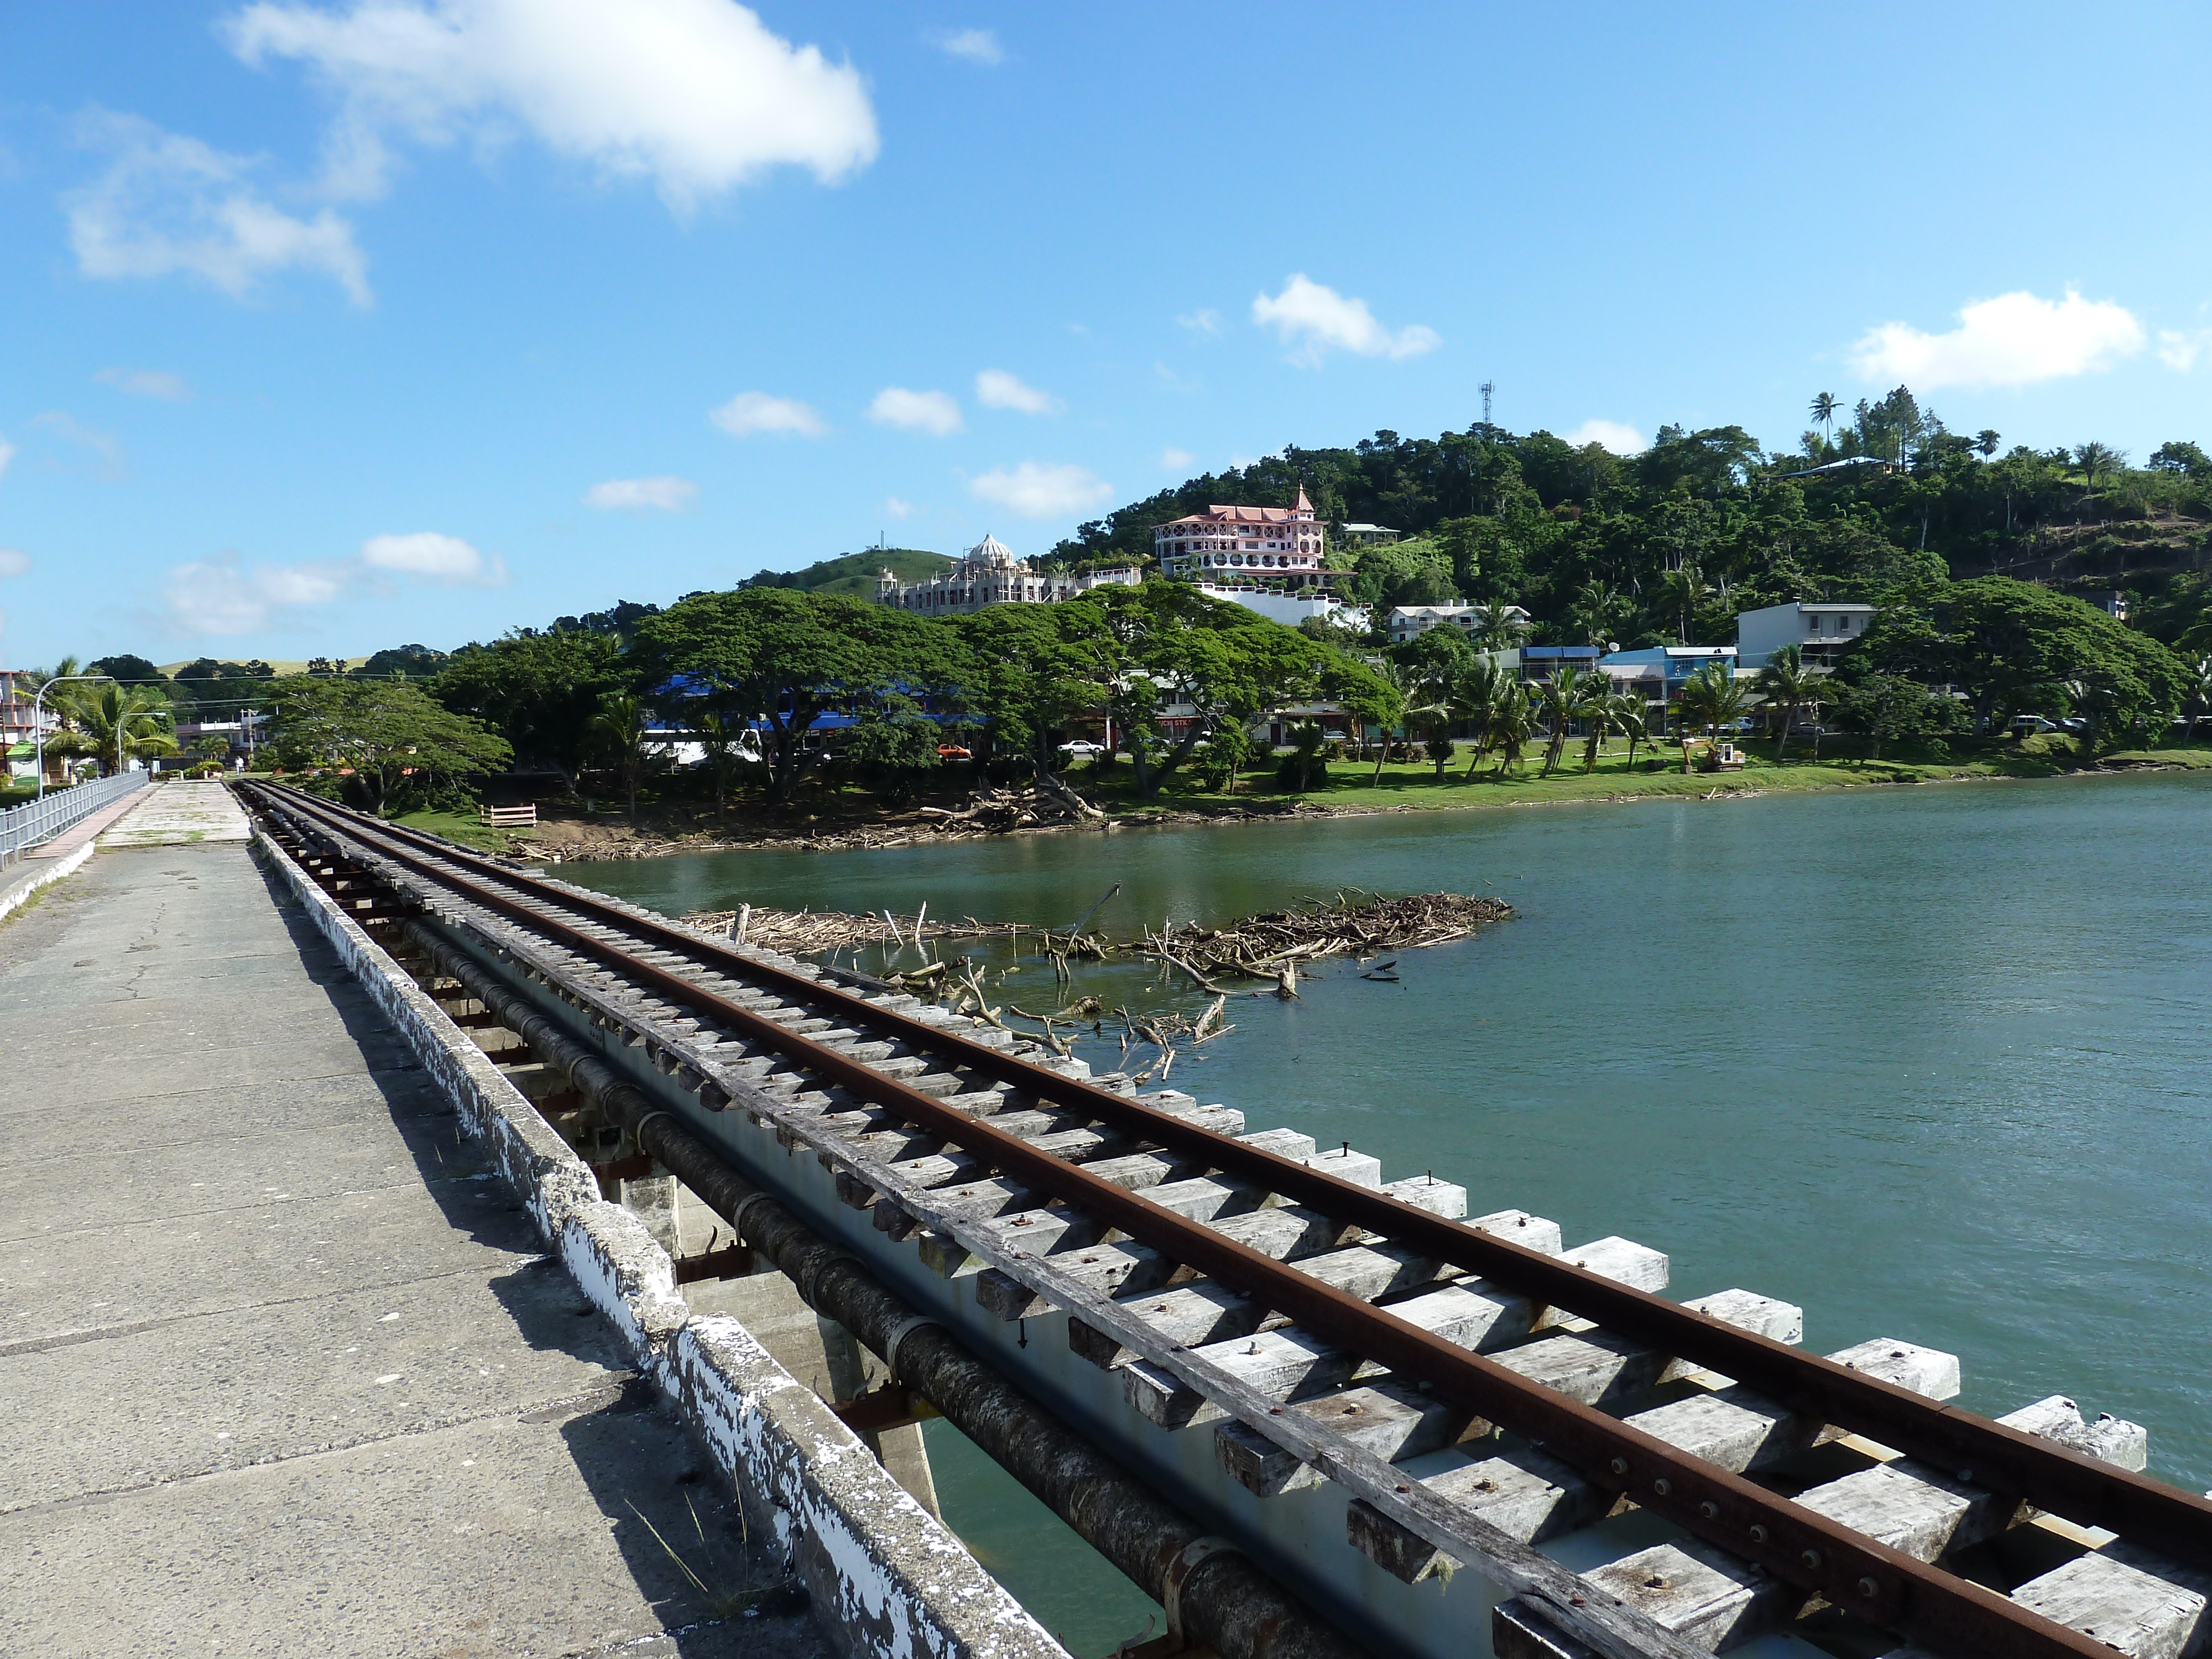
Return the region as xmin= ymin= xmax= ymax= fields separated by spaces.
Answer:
xmin=0 ymin=838 xmax=97 ymax=924
xmin=252 ymin=825 xmax=1067 ymax=1659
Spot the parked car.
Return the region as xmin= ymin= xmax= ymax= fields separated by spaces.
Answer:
xmin=936 ymin=744 xmax=972 ymax=760
xmin=1057 ymin=740 xmax=1106 ymax=757
xmin=2010 ymin=716 xmax=2058 ymax=735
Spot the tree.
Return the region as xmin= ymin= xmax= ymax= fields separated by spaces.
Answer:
xmin=270 ymin=677 xmax=511 ymax=815
xmin=1755 ymin=643 xmax=1820 ymax=762
xmin=1835 ymin=674 xmax=1955 ymax=760
xmin=2185 ymin=656 xmax=2212 ymax=740
xmin=1467 ymin=603 xmax=1528 ymax=654
xmin=1851 ymin=578 xmax=2190 ymax=733
xmin=434 ymin=628 xmax=624 ymax=784
xmin=629 ymin=588 xmax=964 ymax=804
xmin=2149 ymin=440 xmax=2211 ymax=478
xmin=1611 ymin=687 xmax=1651 ymax=771
xmin=2074 ymin=441 xmax=2125 ymax=498
xmin=1676 ymin=660 xmax=1750 ymax=752
xmin=1275 ymin=719 xmax=1329 ymax=791
xmin=1063 ymin=582 xmax=1392 ymax=798
xmin=1452 ymin=654 xmax=1511 ymax=771
xmin=1487 ymin=682 xmax=1535 ymax=775
xmin=1193 ymin=726 xmax=1258 ymax=793
xmin=693 ymin=708 xmax=752 ymax=818
xmin=1533 ymin=665 xmax=1600 ymax=776
xmin=587 ymin=691 xmax=655 ymax=818
xmin=845 ymin=710 xmax=942 ymax=807
xmin=1425 ymin=732 xmax=1457 ymax=778
xmin=86 ymin=654 xmax=164 ymax=686
xmin=1809 ymin=392 xmax=1840 ymax=446
xmin=1662 ymin=562 xmax=1713 ymax=644
xmin=61 ymin=680 xmax=179 ymax=776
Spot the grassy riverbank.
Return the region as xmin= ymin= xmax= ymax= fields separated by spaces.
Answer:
xmin=389 ymin=737 xmax=2212 ymax=860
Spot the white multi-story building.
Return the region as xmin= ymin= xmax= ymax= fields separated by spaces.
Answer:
xmin=1735 ymin=601 xmax=1878 ymax=669
xmin=1386 ymin=604 xmax=1530 ymax=645
xmin=876 ymin=534 xmax=1138 ymax=615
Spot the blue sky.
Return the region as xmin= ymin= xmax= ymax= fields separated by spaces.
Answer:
xmin=4 ymin=2 xmax=2210 ymax=667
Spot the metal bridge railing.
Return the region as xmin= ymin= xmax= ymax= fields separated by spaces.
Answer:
xmin=0 ymin=771 xmax=151 ymax=871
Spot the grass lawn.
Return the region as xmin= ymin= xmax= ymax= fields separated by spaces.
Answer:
xmin=392 ymin=807 xmax=526 ymax=855
xmin=1065 ymin=738 xmax=2212 ymax=818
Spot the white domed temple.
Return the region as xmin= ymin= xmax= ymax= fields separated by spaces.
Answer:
xmin=875 ymin=534 xmax=1138 ymax=615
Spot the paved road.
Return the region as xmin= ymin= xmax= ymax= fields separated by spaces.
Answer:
xmin=0 ymin=838 xmax=827 ymax=1659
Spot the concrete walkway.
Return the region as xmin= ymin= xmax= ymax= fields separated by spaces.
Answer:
xmin=0 ymin=841 xmax=827 ymax=1659
xmin=99 ymin=776 xmax=253 ymax=847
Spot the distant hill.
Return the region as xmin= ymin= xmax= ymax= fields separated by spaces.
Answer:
xmin=739 ymin=547 xmax=952 ymax=599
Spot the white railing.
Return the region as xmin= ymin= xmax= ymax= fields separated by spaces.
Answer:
xmin=0 ymin=772 xmax=150 ymax=869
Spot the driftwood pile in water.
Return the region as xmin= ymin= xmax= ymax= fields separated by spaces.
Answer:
xmin=682 ymin=904 xmax=1022 ymax=955
xmin=914 ymin=776 xmax=1104 ymax=833
xmin=1144 ymin=889 xmax=1514 ymax=988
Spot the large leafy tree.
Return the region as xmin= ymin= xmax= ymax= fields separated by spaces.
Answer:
xmin=1044 ymin=582 xmax=1398 ymax=797
xmin=1850 ymin=577 xmax=2190 ymax=734
xmin=271 ymin=677 xmax=511 ymax=814
xmin=434 ymin=629 xmax=623 ymax=782
xmin=629 ymin=588 xmax=967 ymax=802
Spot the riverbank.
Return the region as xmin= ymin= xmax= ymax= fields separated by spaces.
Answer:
xmin=396 ymin=740 xmax=2212 ymax=862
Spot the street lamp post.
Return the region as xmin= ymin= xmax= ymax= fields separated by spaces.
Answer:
xmin=30 ymin=674 xmax=105 ymax=802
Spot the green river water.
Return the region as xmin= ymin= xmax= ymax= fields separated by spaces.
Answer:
xmin=565 ymin=771 xmax=2212 ymax=1653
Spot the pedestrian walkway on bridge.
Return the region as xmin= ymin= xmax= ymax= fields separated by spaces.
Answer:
xmin=0 ymin=821 xmax=826 ymax=1657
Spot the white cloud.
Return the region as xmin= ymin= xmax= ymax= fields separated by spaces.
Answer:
xmin=869 ymin=387 xmax=963 ymax=436
xmin=711 ymin=390 xmax=826 ymax=437
xmin=1251 ymin=274 xmax=1439 ymax=366
xmin=585 ymin=474 xmax=696 ymax=510
xmin=1564 ymin=419 xmax=1645 ymax=455
xmin=975 ymin=369 xmax=1057 ymax=415
xmin=163 ymin=554 xmax=350 ymax=635
xmin=223 ymin=0 xmax=879 ymax=210
xmin=1849 ymin=288 xmax=2145 ymax=389
xmin=2157 ymin=329 xmax=2208 ymax=372
xmin=0 ymin=549 xmax=30 ymax=577
xmin=361 ymin=530 xmax=507 ymax=584
xmin=0 ymin=437 xmax=14 ymax=479
xmin=1176 ymin=308 xmax=1220 ymax=335
xmin=65 ymin=109 xmax=371 ymax=305
xmin=932 ymin=27 xmax=1003 ymax=65
xmin=95 ymin=367 xmax=194 ymax=400
xmin=968 ymin=462 xmax=1112 ymax=519
xmin=1160 ymin=447 xmax=1194 ymax=472
xmin=885 ymin=495 xmax=915 ymax=518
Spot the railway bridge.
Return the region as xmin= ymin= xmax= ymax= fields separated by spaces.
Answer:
xmin=6 ymin=778 xmax=2206 ymax=1659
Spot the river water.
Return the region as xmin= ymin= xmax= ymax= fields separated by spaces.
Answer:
xmin=566 ymin=773 xmax=2212 ymax=1652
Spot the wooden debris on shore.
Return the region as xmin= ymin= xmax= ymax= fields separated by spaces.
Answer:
xmin=1141 ymin=889 xmax=1512 ymax=988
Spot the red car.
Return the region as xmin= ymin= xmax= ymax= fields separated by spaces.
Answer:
xmin=937 ymin=744 xmax=972 ymax=760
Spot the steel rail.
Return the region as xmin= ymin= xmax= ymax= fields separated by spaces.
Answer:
xmin=247 ymin=783 xmax=2206 ymax=1658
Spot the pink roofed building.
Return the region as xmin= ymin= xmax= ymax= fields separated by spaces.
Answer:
xmin=1152 ymin=486 xmax=1333 ymax=584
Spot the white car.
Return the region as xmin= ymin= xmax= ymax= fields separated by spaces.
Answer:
xmin=1057 ymin=740 xmax=1107 ymax=757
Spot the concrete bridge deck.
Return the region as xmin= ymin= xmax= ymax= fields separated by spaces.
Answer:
xmin=0 ymin=833 xmax=826 ymax=1658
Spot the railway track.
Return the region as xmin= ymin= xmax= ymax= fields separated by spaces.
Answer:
xmin=240 ymin=780 xmax=2211 ymax=1659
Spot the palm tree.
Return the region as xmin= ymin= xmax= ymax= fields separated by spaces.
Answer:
xmin=1810 ymin=392 xmax=1840 ymax=447
xmin=694 ymin=707 xmax=748 ymax=819
xmin=1756 ymin=643 xmax=1821 ymax=763
xmin=1488 ymin=683 xmax=1535 ymax=776
xmin=2074 ymin=442 xmax=2123 ymax=497
xmin=1280 ymin=719 xmax=1329 ymax=792
xmin=1467 ymin=603 xmax=1528 ymax=655
xmin=1676 ymin=660 xmax=1750 ymax=766
xmin=1612 ymin=690 xmax=1651 ymax=771
xmin=1568 ymin=581 xmax=1624 ymax=651
xmin=1368 ymin=661 xmax=1414 ymax=784
xmin=2186 ymin=656 xmax=2212 ymax=742
xmin=1662 ymin=562 xmax=1713 ymax=645
xmin=1452 ymin=655 xmax=1510 ymax=771
xmin=588 ymin=691 xmax=653 ymax=820
xmin=1533 ymin=665 xmax=1601 ymax=777
xmin=64 ymin=681 xmax=178 ymax=776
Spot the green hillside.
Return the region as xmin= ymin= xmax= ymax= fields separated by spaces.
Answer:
xmin=740 ymin=546 xmax=952 ymax=598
